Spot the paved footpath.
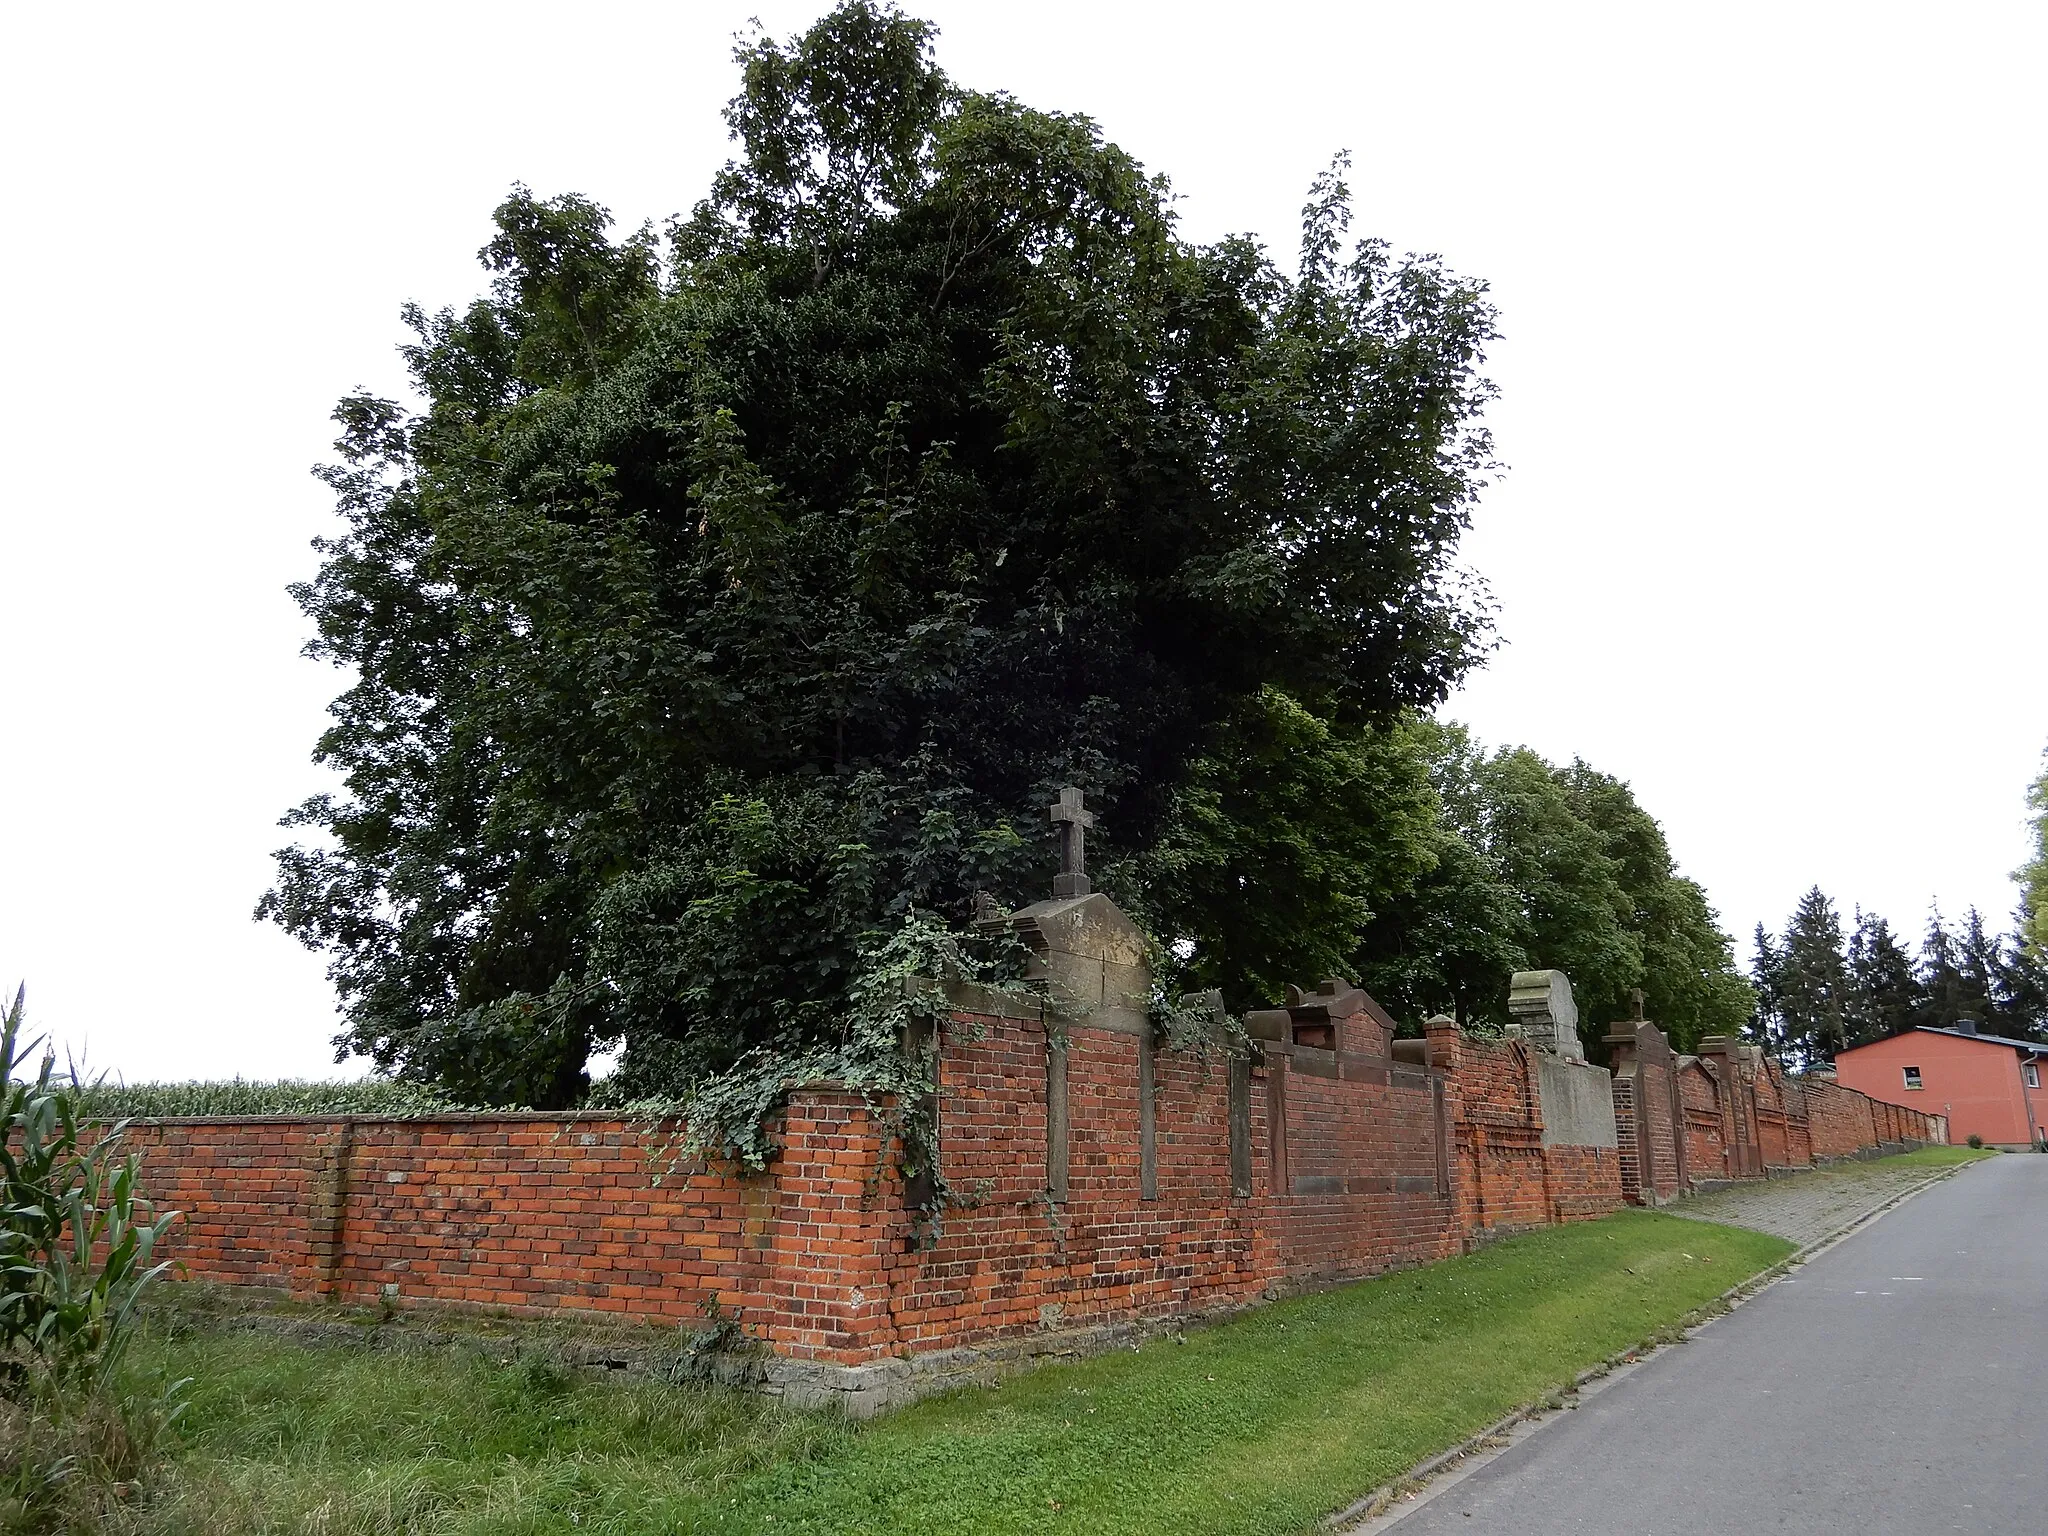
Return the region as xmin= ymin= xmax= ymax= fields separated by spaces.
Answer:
xmin=1377 ymin=1155 xmax=2048 ymax=1535
xmin=1666 ymin=1156 xmax=1962 ymax=1246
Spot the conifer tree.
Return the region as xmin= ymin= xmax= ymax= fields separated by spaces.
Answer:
xmin=1747 ymin=924 xmax=1788 ymax=1056
xmin=1956 ymin=908 xmax=2003 ymax=1029
xmin=1776 ymin=887 xmax=1850 ymax=1063
xmin=1843 ymin=908 xmax=1919 ymax=1047
xmin=1986 ymin=912 xmax=2048 ymax=1040
xmin=1915 ymin=908 xmax=1969 ymax=1030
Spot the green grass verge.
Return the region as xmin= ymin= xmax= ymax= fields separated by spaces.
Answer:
xmin=118 ymin=1210 xmax=1788 ymax=1536
xmin=1882 ymin=1144 xmax=2001 ymax=1168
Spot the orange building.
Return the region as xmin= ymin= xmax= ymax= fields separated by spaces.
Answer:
xmin=1834 ymin=1024 xmax=2048 ymax=1150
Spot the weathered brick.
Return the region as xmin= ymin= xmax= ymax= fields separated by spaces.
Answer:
xmin=120 ymin=1004 xmax=1933 ymax=1367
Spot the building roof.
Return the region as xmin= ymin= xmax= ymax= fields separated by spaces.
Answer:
xmin=1908 ymin=1026 xmax=2048 ymax=1056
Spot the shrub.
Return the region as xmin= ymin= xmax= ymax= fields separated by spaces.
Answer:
xmin=1968 ymin=1134 xmax=1985 ymax=1149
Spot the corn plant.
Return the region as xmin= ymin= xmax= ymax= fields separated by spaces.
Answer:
xmin=72 ymin=1077 xmax=468 ymax=1119
xmin=0 ymin=985 xmax=179 ymax=1393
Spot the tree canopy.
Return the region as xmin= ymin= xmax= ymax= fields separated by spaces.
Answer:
xmin=1349 ymin=727 xmax=1752 ymax=1053
xmin=2020 ymin=748 xmax=2048 ymax=959
xmin=262 ymin=2 xmax=1504 ymax=1106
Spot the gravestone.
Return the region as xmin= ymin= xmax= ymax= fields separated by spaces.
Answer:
xmin=1049 ymin=786 xmax=1095 ymax=900
xmin=1002 ymin=789 xmax=1149 ymax=1032
xmin=1508 ymin=969 xmax=1583 ymax=1061
xmin=1245 ymin=978 xmax=1369 ymax=1052
xmin=1506 ymin=969 xmax=1615 ymax=1147
xmin=988 ymin=790 xmax=1153 ymax=1204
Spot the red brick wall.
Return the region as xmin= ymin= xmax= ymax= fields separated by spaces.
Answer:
xmin=1612 ymin=1072 xmax=1643 ymax=1202
xmin=1776 ymin=1077 xmax=1815 ymax=1167
xmin=1752 ymin=1064 xmax=1792 ymax=1169
xmin=1598 ymin=1023 xmax=1690 ymax=1207
xmin=880 ymin=1016 xmax=1269 ymax=1353
xmin=1667 ymin=1054 xmax=1940 ymax=1182
xmin=876 ymin=1010 xmax=1462 ymax=1357
xmin=1680 ymin=1061 xmax=1731 ymax=1180
xmin=118 ymin=1009 xmax=1928 ymax=1372
xmin=128 ymin=1115 xmax=767 ymax=1325
xmin=1444 ymin=1032 xmax=1549 ymax=1234
xmin=1641 ymin=1050 xmax=1683 ymax=1200
xmin=130 ymin=1119 xmax=339 ymax=1294
xmin=121 ymin=1015 xmax=1466 ymax=1366
xmin=1803 ymin=1075 xmax=1880 ymax=1159
xmin=1545 ymin=1146 xmax=1624 ymax=1219
xmin=1435 ymin=1026 xmax=1621 ymax=1233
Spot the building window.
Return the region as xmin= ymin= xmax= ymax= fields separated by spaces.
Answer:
xmin=2027 ymin=1063 xmax=2041 ymax=1090
xmin=1903 ymin=1066 xmax=1923 ymax=1090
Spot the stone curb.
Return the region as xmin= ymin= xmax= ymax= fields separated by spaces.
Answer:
xmin=1324 ymin=1159 xmax=1980 ymax=1533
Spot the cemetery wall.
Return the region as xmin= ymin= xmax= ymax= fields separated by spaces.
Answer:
xmin=879 ymin=1009 xmax=1269 ymax=1354
xmin=122 ymin=1113 xmax=770 ymax=1325
xmin=1812 ymin=1078 xmax=1875 ymax=1154
xmin=878 ymin=1004 xmax=1464 ymax=1357
xmin=121 ymin=1009 xmax=1933 ymax=1384
xmin=1647 ymin=1044 xmax=1941 ymax=1194
xmin=1753 ymin=1064 xmax=1793 ymax=1169
xmin=1641 ymin=1051 xmax=1684 ymax=1199
xmin=1773 ymin=1077 xmax=1816 ymax=1167
xmin=1611 ymin=1071 xmax=1642 ymax=1201
xmin=1679 ymin=1059 xmax=1735 ymax=1180
xmin=1436 ymin=1025 xmax=1622 ymax=1237
xmin=1608 ymin=1021 xmax=1688 ymax=1205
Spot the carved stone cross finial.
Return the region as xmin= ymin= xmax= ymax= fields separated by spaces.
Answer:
xmin=1049 ymin=786 xmax=1095 ymax=899
xmin=1628 ymin=987 xmax=1646 ymax=1021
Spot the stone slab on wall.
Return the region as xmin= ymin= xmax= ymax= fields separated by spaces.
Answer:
xmin=1437 ymin=1024 xmax=1623 ymax=1234
xmin=1536 ymin=1056 xmax=1618 ymax=1148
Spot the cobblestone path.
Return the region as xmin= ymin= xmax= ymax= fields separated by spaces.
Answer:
xmin=1666 ymin=1156 xmax=1968 ymax=1247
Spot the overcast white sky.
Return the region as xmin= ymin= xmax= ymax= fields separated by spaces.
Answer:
xmin=3 ymin=2 xmax=2042 ymax=1081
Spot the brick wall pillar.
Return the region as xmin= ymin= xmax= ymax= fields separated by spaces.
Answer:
xmin=1424 ymin=1016 xmax=1467 ymax=1228
xmin=1604 ymin=1027 xmax=1643 ymax=1204
xmin=1699 ymin=1038 xmax=1757 ymax=1178
xmin=300 ymin=1119 xmax=354 ymax=1300
xmin=753 ymin=1089 xmax=905 ymax=1366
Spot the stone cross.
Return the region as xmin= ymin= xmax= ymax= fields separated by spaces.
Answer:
xmin=1628 ymin=987 xmax=1647 ymax=1022
xmin=1050 ymin=786 xmax=1095 ymax=899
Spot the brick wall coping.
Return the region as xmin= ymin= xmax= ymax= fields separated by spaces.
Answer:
xmin=1261 ymin=1040 xmax=1448 ymax=1083
xmin=103 ymin=1111 xmax=672 ymax=1128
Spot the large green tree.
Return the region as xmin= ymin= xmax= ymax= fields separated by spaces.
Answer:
xmin=1121 ymin=696 xmax=1440 ymax=1015
xmin=262 ymin=2 xmax=1502 ymax=1105
xmin=2018 ymin=748 xmax=2048 ymax=959
xmin=1351 ymin=725 xmax=1751 ymax=1052
xmin=1556 ymin=761 xmax=1754 ymax=1049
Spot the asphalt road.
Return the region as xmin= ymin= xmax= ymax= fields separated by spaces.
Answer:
xmin=1382 ymin=1155 xmax=2047 ymax=1535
